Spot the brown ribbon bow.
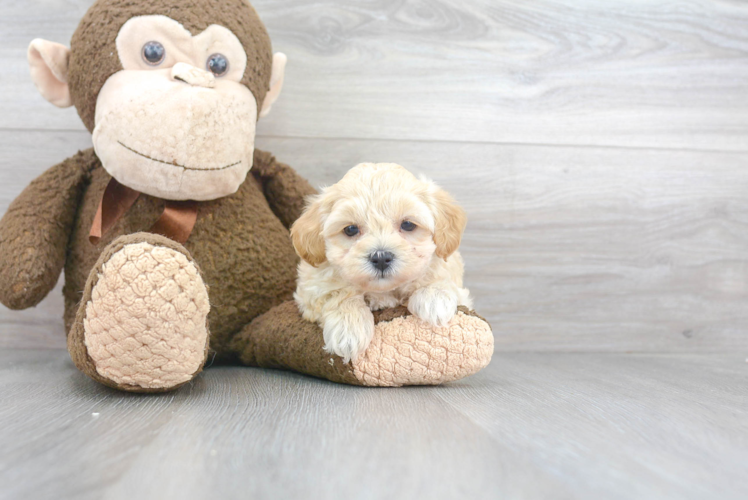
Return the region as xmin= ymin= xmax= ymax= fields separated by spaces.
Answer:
xmin=89 ymin=178 xmax=198 ymax=245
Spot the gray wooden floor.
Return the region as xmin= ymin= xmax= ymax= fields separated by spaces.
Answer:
xmin=1 ymin=350 xmax=746 ymax=500
xmin=1 ymin=0 xmax=748 ymax=498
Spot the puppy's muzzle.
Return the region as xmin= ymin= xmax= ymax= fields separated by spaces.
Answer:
xmin=369 ymin=250 xmax=395 ymax=273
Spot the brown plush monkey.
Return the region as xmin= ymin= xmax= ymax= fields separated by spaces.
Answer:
xmin=0 ymin=0 xmax=493 ymax=392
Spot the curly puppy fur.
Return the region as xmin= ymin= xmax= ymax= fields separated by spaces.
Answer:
xmin=291 ymin=163 xmax=472 ymax=363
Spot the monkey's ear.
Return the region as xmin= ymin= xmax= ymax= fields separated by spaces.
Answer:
xmin=259 ymin=52 xmax=287 ymax=118
xmin=28 ymin=39 xmax=72 ymax=108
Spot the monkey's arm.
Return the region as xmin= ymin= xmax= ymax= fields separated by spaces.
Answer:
xmin=0 ymin=149 xmax=96 ymax=310
xmin=252 ymin=149 xmax=317 ymax=229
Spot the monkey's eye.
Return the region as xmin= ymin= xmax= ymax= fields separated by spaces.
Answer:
xmin=343 ymin=225 xmax=359 ymax=237
xmin=401 ymin=221 xmax=417 ymax=232
xmin=207 ymin=54 xmax=230 ymax=77
xmin=141 ymin=41 xmax=165 ymax=66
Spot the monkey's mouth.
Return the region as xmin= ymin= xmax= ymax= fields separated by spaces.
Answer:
xmin=118 ymin=141 xmax=242 ymax=172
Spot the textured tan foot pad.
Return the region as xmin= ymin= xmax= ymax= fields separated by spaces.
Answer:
xmin=353 ymin=308 xmax=494 ymax=387
xmin=83 ymin=241 xmax=210 ymax=390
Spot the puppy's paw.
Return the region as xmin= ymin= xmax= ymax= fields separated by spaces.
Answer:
xmin=365 ymin=293 xmax=401 ymax=311
xmin=322 ymin=306 xmax=375 ymax=363
xmin=407 ymin=285 xmax=459 ymax=327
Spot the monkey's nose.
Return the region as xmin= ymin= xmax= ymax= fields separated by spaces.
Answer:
xmin=171 ymin=62 xmax=215 ymax=88
xmin=369 ymin=251 xmax=395 ymax=272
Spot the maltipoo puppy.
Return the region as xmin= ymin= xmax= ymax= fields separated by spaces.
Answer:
xmin=290 ymin=163 xmax=472 ymax=363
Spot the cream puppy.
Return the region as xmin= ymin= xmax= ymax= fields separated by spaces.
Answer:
xmin=290 ymin=163 xmax=472 ymax=363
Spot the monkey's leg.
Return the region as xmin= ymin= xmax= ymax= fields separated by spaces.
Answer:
xmin=68 ymin=233 xmax=210 ymax=392
xmin=230 ymin=302 xmax=494 ymax=387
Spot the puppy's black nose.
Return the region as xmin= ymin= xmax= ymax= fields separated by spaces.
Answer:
xmin=370 ymin=251 xmax=395 ymax=272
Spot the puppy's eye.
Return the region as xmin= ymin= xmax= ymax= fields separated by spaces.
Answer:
xmin=401 ymin=221 xmax=417 ymax=232
xmin=142 ymin=41 xmax=165 ymax=66
xmin=343 ymin=225 xmax=359 ymax=237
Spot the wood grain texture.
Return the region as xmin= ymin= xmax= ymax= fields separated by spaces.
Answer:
xmin=263 ymin=136 xmax=748 ymax=354
xmin=2 ymin=131 xmax=747 ymax=352
xmin=0 ymin=350 xmax=746 ymax=500
xmin=3 ymin=3 xmax=748 ymax=499
xmin=1 ymin=0 xmax=748 ymax=150
xmin=1 ymin=1 xmax=747 ymax=352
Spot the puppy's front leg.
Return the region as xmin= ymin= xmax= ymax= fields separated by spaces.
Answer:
xmin=321 ymin=295 xmax=375 ymax=363
xmin=407 ymin=282 xmax=463 ymax=327
xmin=365 ymin=293 xmax=400 ymax=311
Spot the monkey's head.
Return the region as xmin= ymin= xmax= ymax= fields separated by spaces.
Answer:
xmin=27 ymin=0 xmax=286 ymax=201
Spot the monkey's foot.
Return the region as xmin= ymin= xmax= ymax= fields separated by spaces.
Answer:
xmin=68 ymin=233 xmax=210 ymax=392
xmin=233 ymin=303 xmax=494 ymax=387
xmin=352 ymin=307 xmax=494 ymax=386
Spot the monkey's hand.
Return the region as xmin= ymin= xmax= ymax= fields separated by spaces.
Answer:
xmin=0 ymin=149 xmax=95 ymax=310
xmin=252 ymin=149 xmax=317 ymax=229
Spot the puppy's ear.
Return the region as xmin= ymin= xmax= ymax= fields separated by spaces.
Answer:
xmin=430 ymin=187 xmax=467 ymax=260
xmin=291 ymin=195 xmax=328 ymax=267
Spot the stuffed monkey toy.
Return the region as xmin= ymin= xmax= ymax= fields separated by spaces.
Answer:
xmin=0 ymin=0 xmax=493 ymax=392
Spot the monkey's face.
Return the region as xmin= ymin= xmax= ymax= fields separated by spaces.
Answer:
xmin=92 ymin=16 xmax=260 ymax=200
xmin=27 ymin=2 xmax=285 ymax=201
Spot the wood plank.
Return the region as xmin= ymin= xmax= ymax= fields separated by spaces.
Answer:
xmin=0 ymin=350 xmax=745 ymax=499
xmin=434 ymin=352 xmax=748 ymax=500
xmin=263 ymin=136 xmax=748 ymax=353
xmin=1 ymin=0 xmax=748 ymax=150
xmin=1 ymin=131 xmax=747 ymax=352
